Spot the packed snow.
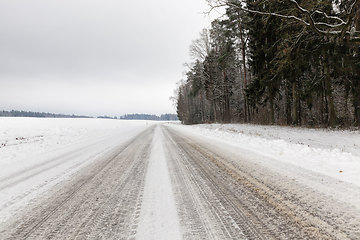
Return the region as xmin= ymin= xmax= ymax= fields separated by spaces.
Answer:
xmin=1 ymin=117 xmax=360 ymax=232
xmin=136 ymin=125 xmax=182 ymax=240
xmin=169 ymin=123 xmax=360 ymax=187
xmin=0 ymin=117 xmax=154 ymax=223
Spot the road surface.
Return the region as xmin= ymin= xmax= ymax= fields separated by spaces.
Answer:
xmin=1 ymin=124 xmax=359 ymax=239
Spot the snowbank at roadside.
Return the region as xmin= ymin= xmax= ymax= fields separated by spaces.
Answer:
xmin=169 ymin=123 xmax=360 ymax=187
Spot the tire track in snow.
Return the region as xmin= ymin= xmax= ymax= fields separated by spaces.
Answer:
xmin=163 ymin=125 xmax=360 ymax=240
xmin=2 ymin=123 xmax=359 ymax=239
xmin=0 ymin=126 xmax=154 ymax=240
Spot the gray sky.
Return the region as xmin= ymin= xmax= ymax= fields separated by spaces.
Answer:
xmin=0 ymin=0 xmax=216 ymax=117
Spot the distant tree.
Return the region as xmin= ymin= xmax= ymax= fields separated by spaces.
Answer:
xmin=0 ymin=110 xmax=90 ymax=118
xmin=119 ymin=114 xmax=178 ymax=121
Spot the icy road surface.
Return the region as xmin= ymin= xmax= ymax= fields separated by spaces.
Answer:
xmin=1 ymin=120 xmax=360 ymax=239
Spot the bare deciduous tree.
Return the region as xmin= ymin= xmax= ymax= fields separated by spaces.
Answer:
xmin=189 ymin=29 xmax=212 ymax=61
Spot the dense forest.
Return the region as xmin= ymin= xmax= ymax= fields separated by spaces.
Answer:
xmin=176 ymin=0 xmax=360 ymax=127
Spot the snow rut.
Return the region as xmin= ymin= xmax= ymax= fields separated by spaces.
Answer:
xmin=163 ymin=125 xmax=360 ymax=240
xmin=0 ymin=126 xmax=154 ymax=240
xmin=2 ymin=124 xmax=359 ymax=240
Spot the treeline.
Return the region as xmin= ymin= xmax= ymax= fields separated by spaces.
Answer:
xmin=0 ymin=110 xmax=90 ymax=118
xmin=120 ymin=114 xmax=178 ymax=121
xmin=176 ymin=0 xmax=360 ymax=127
xmin=0 ymin=110 xmax=179 ymax=121
xmin=97 ymin=116 xmax=118 ymax=119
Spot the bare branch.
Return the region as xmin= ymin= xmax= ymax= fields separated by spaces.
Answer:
xmin=206 ymin=0 xmax=360 ymax=42
xmin=313 ymin=10 xmax=346 ymax=25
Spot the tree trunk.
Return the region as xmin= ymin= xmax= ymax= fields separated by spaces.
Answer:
xmin=286 ymin=81 xmax=292 ymax=125
xmin=298 ymin=86 xmax=302 ymax=126
xmin=292 ymin=81 xmax=299 ymax=125
xmin=324 ymin=62 xmax=337 ymax=127
xmin=240 ymin=26 xmax=248 ymax=122
xmin=213 ymin=98 xmax=217 ymax=123
xmin=223 ymin=95 xmax=231 ymax=123
xmin=352 ymin=78 xmax=360 ymax=126
xmin=223 ymin=72 xmax=231 ymax=123
xmin=200 ymin=91 xmax=205 ymax=123
xmin=325 ymin=79 xmax=337 ymax=127
xmin=320 ymin=83 xmax=325 ymax=125
xmin=269 ymin=94 xmax=275 ymax=124
xmin=353 ymin=6 xmax=360 ymax=126
xmin=238 ymin=10 xmax=248 ymax=122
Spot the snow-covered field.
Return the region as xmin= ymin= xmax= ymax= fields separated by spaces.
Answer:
xmin=169 ymin=123 xmax=360 ymax=187
xmin=0 ymin=117 xmax=154 ymax=223
xmin=0 ymin=117 xmax=153 ymax=163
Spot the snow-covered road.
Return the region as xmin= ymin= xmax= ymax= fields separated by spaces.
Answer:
xmin=1 ymin=119 xmax=359 ymax=239
xmin=136 ymin=126 xmax=182 ymax=240
xmin=0 ymin=118 xmax=153 ymax=223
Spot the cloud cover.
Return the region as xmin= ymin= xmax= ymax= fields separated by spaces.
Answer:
xmin=0 ymin=0 xmax=213 ymax=116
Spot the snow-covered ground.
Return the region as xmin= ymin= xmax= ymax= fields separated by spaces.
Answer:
xmin=169 ymin=123 xmax=360 ymax=188
xmin=0 ymin=117 xmax=154 ymax=223
xmin=0 ymin=117 xmax=154 ymax=164
xmin=1 ymin=119 xmax=359 ymax=239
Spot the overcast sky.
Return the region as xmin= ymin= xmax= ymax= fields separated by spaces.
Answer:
xmin=0 ymin=0 xmax=217 ymax=117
